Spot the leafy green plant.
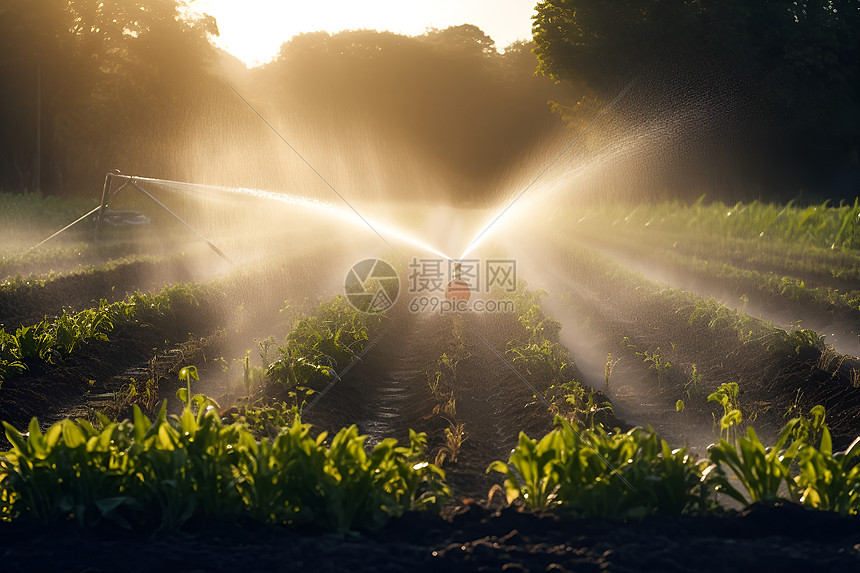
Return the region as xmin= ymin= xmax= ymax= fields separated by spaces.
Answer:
xmin=512 ymin=287 xmax=562 ymax=345
xmin=637 ymin=348 xmax=672 ymax=386
xmin=223 ymin=399 xmax=302 ymax=439
xmin=508 ymin=339 xmax=569 ymax=381
xmin=685 ymin=364 xmax=702 ymax=397
xmin=708 ymin=382 xmax=743 ymax=443
xmin=604 ymin=352 xmax=619 ymax=395
xmin=489 ymin=417 xmax=715 ymax=518
xmin=115 ymin=377 xmax=158 ymax=415
xmin=0 ymin=330 xmax=27 ymax=383
xmin=0 ymin=386 xmax=447 ymax=533
xmin=796 ymin=430 xmax=860 ymax=515
xmin=435 ymin=420 xmax=466 ymax=468
xmin=705 ymin=420 xmax=801 ymax=505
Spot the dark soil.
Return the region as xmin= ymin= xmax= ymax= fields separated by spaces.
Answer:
xmin=1 ymin=502 xmax=858 ymax=572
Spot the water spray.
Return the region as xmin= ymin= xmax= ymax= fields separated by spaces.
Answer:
xmin=457 ymin=76 xmax=638 ymax=261
xmin=112 ymin=174 xmax=455 ymax=261
xmin=31 ymin=168 xmax=455 ymax=263
xmin=224 ymin=80 xmax=396 ymax=251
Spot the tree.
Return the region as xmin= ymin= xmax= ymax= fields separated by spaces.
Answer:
xmin=532 ymin=0 xmax=860 ymax=198
xmin=0 ymin=0 xmax=220 ymax=194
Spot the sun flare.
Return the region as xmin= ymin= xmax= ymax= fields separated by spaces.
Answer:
xmin=187 ymin=0 xmax=535 ymax=67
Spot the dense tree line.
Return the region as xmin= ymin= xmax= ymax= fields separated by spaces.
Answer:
xmin=1 ymin=1 xmax=856 ymax=204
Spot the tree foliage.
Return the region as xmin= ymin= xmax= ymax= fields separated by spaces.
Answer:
xmin=533 ymin=0 xmax=860 ymax=197
xmin=0 ymin=0 xmax=220 ymax=193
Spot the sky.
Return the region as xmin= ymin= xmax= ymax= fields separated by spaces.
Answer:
xmin=188 ymin=0 xmax=538 ymax=67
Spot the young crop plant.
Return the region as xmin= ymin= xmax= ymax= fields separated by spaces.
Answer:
xmin=0 ymin=331 xmax=26 ymax=384
xmin=508 ymin=339 xmax=571 ymax=382
xmin=705 ymin=420 xmax=802 ymax=506
xmin=242 ymin=353 xmax=266 ymax=395
xmin=796 ymin=430 xmax=860 ymax=515
xmin=637 ymin=348 xmax=672 ymax=386
xmin=604 ymin=353 xmax=620 ymax=396
xmin=685 ymin=364 xmax=703 ymax=398
xmin=435 ymin=420 xmax=467 ymax=468
xmin=708 ymin=382 xmax=743 ymax=444
xmin=488 ymin=417 xmax=716 ymax=518
xmin=515 ymin=289 xmax=563 ymax=345
xmin=705 ymin=406 xmax=840 ymax=509
xmin=0 ymin=369 xmax=448 ymax=533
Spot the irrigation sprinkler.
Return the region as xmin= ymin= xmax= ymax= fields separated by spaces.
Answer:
xmin=30 ymin=171 xmax=233 ymax=265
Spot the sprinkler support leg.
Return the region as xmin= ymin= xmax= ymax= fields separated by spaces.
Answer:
xmin=92 ymin=172 xmax=114 ymax=242
xmin=127 ymin=179 xmax=233 ymax=265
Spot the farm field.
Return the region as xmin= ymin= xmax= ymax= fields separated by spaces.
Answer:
xmin=1 ymin=190 xmax=859 ymax=570
xmin=3 ymin=1 xmax=859 ymax=569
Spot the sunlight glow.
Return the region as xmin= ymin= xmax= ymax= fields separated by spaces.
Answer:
xmin=187 ymin=0 xmax=536 ymax=67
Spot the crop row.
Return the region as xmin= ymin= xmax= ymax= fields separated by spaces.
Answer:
xmin=504 ymin=286 xmax=615 ymax=428
xmin=0 ymin=242 xmax=153 ymax=283
xmin=568 ymin=197 xmax=860 ymax=251
xmin=2 ymin=381 xmax=858 ymax=532
xmin=552 ymin=241 xmax=828 ymax=370
xmin=586 ymin=226 xmax=860 ymax=290
xmin=568 ymin=227 xmax=860 ymax=325
xmin=0 ymin=284 xmax=205 ymax=386
xmin=493 ymin=404 xmax=860 ymax=518
xmin=1 ymin=394 xmax=447 ymax=533
xmin=425 ymin=314 xmax=470 ymax=468
xmin=526 ymin=238 xmax=859 ymax=442
xmin=0 ymin=251 xmax=212 ymax=329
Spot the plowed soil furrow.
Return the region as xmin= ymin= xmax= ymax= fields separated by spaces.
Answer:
xmin=573 ymin=231 xmax=860 ymax=356
xmin=300 ymin=311 xmax=444 ymax=446
xmin=301 ymin=310 xmax=564 ymax=499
